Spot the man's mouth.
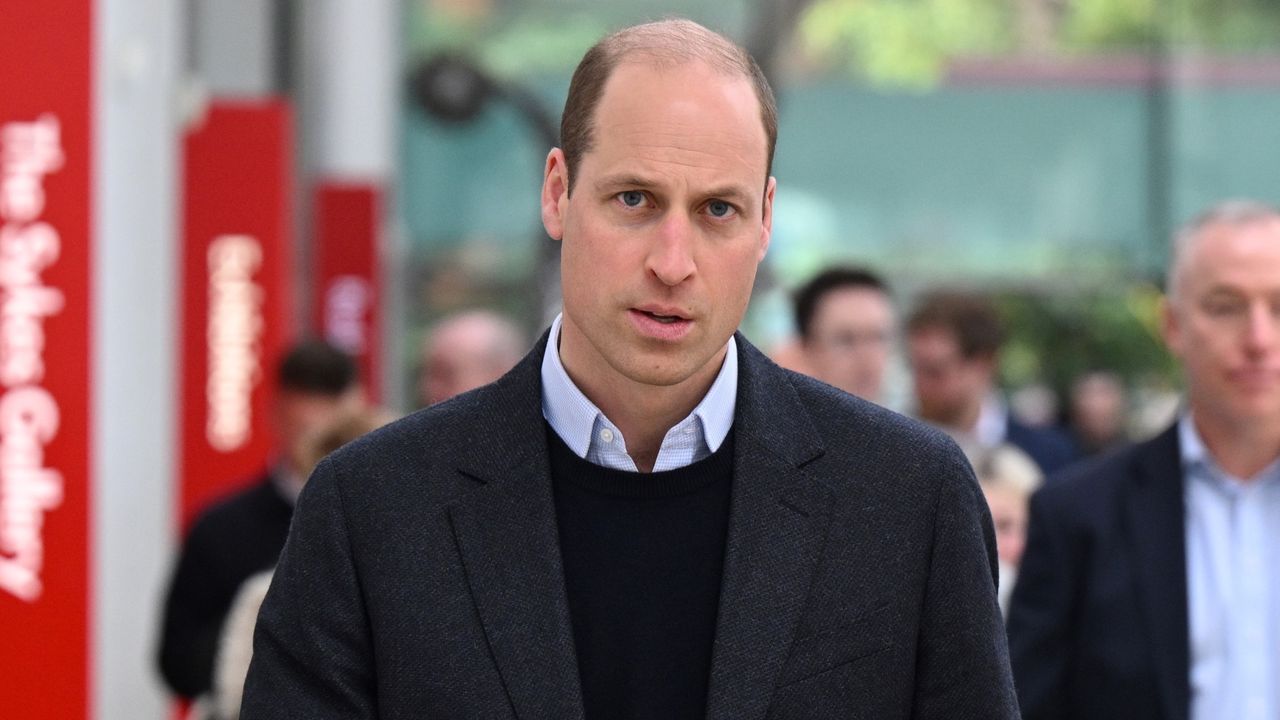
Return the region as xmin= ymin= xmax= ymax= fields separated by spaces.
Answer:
xmin=644 ymin=312 xmax=683 ymax=324
xmin=634 ymin=306 xmax=689 ymax=323
xmin=629 ymin=307 xmax=694 ymax=340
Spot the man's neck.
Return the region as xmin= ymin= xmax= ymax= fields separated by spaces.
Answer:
xmin=1192 ymin=409 xmax=1280 ymax=480
xmin=557 ymin=337 xmax=725 ymax=474
xmin=937 ymin=395 xmax=987 ymax=439
xmin=580 ymin=363 xmax=721 ymax=473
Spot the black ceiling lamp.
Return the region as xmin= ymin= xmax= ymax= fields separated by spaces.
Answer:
xmin=409 ymin=53 xmax=495 ymax=125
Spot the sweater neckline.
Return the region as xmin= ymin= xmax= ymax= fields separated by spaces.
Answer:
xmin=546 ymin=421 xmax=735 ymax=499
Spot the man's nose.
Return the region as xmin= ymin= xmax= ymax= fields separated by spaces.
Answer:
xmin=646 ymin=212 xmax=697 ymax=286
xmin=1244 ymin=302 xmax=1277 ymax=354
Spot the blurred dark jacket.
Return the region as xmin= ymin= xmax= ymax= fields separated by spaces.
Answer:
xmin=1006 ymin=416 xmax=1082 ymax=476
xmin=157 ymin=474 xmax=293 ymax=698
xmin=1007 ymin=424 xmax=1188 ymax=720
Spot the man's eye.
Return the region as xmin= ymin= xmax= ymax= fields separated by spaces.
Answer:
xmin=618 ymin=191 xmax=645 ymax=207
xmin=1204 ymin=300 xmax=1244 ymax=316
xmin=706 ymin=200 xmax=735 ymax=218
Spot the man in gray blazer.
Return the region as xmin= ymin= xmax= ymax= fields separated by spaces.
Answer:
xmin=242 ymin=18 xmax=1017 ymax=720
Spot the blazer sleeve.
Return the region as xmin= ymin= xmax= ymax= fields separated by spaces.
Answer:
xmin=1005 ymin=485 xmax=1078 ymax=720
xmin=912 ymin=447 xmax=1020 ymax=720
xmin=240 ymin=461 xmax=377 ymax=719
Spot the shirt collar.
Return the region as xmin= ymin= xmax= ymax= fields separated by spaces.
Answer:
xmin=975 ymin=393 xmax=1009 ymax=448
xmin=540 ymin=313 xmax=737 ymax=460
xmin=1178 ymin=411 xmax=1280 ymax=490
xmin=1178 ymin=412 xmax=1210 ymax=472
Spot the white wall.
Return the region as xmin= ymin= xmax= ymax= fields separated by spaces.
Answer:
xmin=94 ymin=0 xmax=183 ymax=716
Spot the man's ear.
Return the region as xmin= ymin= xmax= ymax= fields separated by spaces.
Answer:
xmin=757 ymin=176 xmax=776 ymax=262
xmin=541 ymin=148 xmax=569 ymax=241
xmin=1160 ymin=295 xmax=1183 ymax=357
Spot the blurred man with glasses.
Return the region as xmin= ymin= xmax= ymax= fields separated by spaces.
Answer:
xmin=793 ymin=266 xmax=896 ymax=405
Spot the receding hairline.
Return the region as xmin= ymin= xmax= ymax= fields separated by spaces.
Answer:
xmin=596 ymin=19 xmax=756 ymax=75
xmin=559 ymin=18 xmax=778 ymax=194
xmin=424 ymin=310 xmax=526 ymax=367
xmin=1167 ymin=199 xmax=1280 ymax=300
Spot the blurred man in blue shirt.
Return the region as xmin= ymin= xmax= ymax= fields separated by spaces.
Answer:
xmin=1008 ymin=199 xmax=1280 ymax=720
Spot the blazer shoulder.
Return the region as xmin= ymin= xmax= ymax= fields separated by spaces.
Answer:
xmin=778 ymin=367 xmax=973 ymax=504
xmin=788 ymin=369 xmax=962 ymax=456
xmin=1034 ymin=425 xmax=1178 ymax=521
xmin=330 ymin=330 xmax=548 ymax=474
xmin=311 ymin=364 xmax=544 ymax=506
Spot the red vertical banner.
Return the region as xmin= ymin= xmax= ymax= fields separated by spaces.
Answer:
xmin=313 ymin=183 xmax=382 ymax=400
xmin=0 ymin=2 xmax=94 ymax=718
xmin=179 ymin=101 xmax=295 ymax=529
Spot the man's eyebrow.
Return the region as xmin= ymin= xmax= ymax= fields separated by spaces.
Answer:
xmin=703 ymin=184 xmax=755 ymax=204
xmin=1202 ymin=285 xmax=1245 ymax=298
xmin=593 ymin=174 xmax=657 ymax=192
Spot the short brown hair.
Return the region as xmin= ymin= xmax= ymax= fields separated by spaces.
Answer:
xmin=559 ymin=18 xmax=778 ymax=196
xmin=793 ymin=266 xmax=890 ymax=341
xmin=907 ymin=291 xmax=1005 ymax=359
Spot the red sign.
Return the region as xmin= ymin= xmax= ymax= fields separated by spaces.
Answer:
xmin=0 ymin=1 xmax=94 ymax=718
xmin=179 ymin=101 xmax=296 ymax=529
xmin=313 ymin=183 xmax=382 ymax=400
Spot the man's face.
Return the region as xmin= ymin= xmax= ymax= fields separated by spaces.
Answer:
xmin=418 ymin=319 xmax=517 ymax=406
xmin=420 ymin=345 xmax=500 ymax=407
xmin=908 ymin=327 xmax=993 ymax=426
xmin=804 ymin=286 xmax=895 ymax=401
xmin=541 ymin=60 xmax=774 ymax=399
xmin=1162 ymin=218 xmax=1280 ymax=429
xmin=1071 ymin=373 xmax=1126 ymax=446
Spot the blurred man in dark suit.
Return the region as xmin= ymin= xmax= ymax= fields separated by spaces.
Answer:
xmin=907 ymin=290 xmax=1080 ymax=474
xmin=157 ymin=340 xmax=362 ymax=699
xmin=1008 ymin=200 xmax=1280 ymax=720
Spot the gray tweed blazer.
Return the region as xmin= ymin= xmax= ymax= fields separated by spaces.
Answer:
xmin=241 ymin=332 xmax=1017 ymax=719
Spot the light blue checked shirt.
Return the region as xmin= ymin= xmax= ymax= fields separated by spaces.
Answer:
xmin=540 ymin=314 xmax=736 ymax=473
xmin=1180 ymin=414 xmax=1280 ymax=720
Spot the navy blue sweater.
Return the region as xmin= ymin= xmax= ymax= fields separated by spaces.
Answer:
xmin=549 ymin=424 xmax=735 ymax=720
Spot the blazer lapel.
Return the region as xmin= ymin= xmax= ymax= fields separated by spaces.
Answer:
xmin=1124 ymin=425 xmax=1190 ymax=720
xmin=705 ymin=338 xmax=835 ymax=720
xmin=447 ymin=335 xmax=586 ymax=720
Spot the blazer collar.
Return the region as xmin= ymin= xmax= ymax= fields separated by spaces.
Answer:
xmin=446 ymin=330 xmax=584 ymax=720
xmin=704 ymin=335 xmax=834 ymax=720
xmin=1124 ymin=423 xmax=1190 ymax=720
xmin=447 ymin=330 xmax=833 ymax=720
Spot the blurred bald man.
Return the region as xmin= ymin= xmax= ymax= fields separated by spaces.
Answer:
xmin=417 ymin=310 xmax=525 ymax=407
xmin=1009 ymin=200 xmax=1280 ymax=720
